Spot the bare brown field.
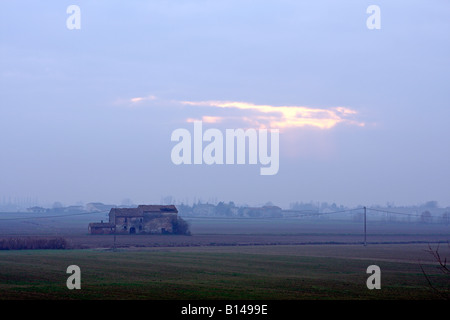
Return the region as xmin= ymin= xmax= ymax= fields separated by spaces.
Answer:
xmin=0 ymin=233 xmax=447 ymax=250
xmin=151 ymin=243 xmax=449 ymax=266
xmin=0 ymin=214 xmax=448 ymax=251
xmin=0 ymin=243 xmax=448 ymax=300
xmin=0 ymin=214 xmax=448 ymax=300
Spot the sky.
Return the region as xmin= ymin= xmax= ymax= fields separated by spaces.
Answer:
xmin=0 ymin=1 xmax=449 ymax=208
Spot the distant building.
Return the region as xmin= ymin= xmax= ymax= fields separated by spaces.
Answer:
xmin=63 ymin=205 xmax=85 ymax=213
xmin=88 ymin=222 xmax=115 ymax=234
xmin=88 ymin=205 xmax=178 ymax=235
xmin=241 ymin=205 xmax=283 ymax=218
xmin=86 ymin=202 xmax=117 ymax=213
xmin=27 ymin=206 xmax=47 ymax=213
xmin=192 ymin=203 xmax=217 ymax=216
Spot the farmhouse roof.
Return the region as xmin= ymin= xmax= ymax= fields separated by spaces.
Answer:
xmin=108 ymin=205 xmax=178 ymax=217
xmin=138 ymin=205 xmax=178 ymax=213
xmin=110 ymin=208 xmax=143 ymax=217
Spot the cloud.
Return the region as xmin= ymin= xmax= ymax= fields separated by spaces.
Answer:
xmin=187 ymin=116 xmax=223 ymax=124
xmin=130 ymin=95 xmax=157 ymax=103
xmin=116 ymin=95 xmax=364 ymax=130
xmin=113 ymin=95 xmax=158 ymax=108
xmin=181 ymin=100 xmax=364 ymax=129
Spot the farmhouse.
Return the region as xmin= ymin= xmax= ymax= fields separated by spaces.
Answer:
xmin=241 ymin=205 xmax=283 ymax=218
xmin=27 ymin=206 xmax=47 ymax=213
xmin=88 ymin=205 xmax=178 ymax=235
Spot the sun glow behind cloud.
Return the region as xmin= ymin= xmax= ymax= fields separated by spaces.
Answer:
xmin=129 ymin=95 xmax=157 ymax=104
xmin=187 ymin=116 xmax=223 ymax=124
xmin=118 ymin=95 xmax=364 ymax=130
xmin=181 ymin=100 xmax=364 ymax=130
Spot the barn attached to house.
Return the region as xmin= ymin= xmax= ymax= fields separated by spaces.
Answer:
xmin=88 ymin=222 xmax=115 ymax=234
xmin=88 ymin=205 xmax=178 ymax=235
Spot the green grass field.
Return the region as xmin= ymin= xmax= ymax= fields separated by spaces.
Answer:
xmin=0 ymin=244 xmax=447 ymax=300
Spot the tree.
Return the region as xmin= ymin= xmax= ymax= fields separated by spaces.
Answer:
xmin=420 ymin=211 xmax=432 ymax=223
xmin=441 ymin=212 xmax=450 ymax=225
xmin=420 ymin=244 xmax=450 ymax=300
xmin=424 ymin=201 xmax=438 ymax=209
xmin=121 ymin=198 xmax=134 ymax=207
xmin=172 ymin=217 xmax=191 ymax=235
xmin=52 ymin=202 xmax=64 ymax=213
xmin=161 ymin=195 xmax=173 ymax=205
xmin=52 ymin=201 xmax=63 ymax=209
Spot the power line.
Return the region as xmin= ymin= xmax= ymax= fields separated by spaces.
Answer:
xmin=367 ymin=207 xmax=422 ymax=217
xmin=171 ymin=208 xmax=364 ymax=219
xmin=294 ymin=207 xmax=363 ymax=217
xmin=0 ymin=211 xmax=109 ymax=221
xmin=0 ymin=207 xmax=428 ymax=221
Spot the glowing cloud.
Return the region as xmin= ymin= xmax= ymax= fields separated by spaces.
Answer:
xmin=187 ymin=116 xmax=223 ymax=124
xmin=117 ymin=94 xmax=364 ymax=130
xmin=181 ymin=100 xmax=364 ymax=129
xmin=130 ymin=95 xmax=157 ymax=104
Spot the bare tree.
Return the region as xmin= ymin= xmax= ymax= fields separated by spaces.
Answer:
xmin=441 ymin=212 xmax=450 ymax=225
xmin=420 ymin=211 xmax=432 ymax=223
xmin=420 ymin=243 xmax=450 ymax=300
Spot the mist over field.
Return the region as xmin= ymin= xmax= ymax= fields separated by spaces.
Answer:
xmin=0 ymin=200 xmax=448 ymax=244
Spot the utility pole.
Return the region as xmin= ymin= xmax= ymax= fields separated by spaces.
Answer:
xmin=364 ymin=206 xmax=367 ymax=247
xmin=113 ymin=226 xmax=117 ymax=252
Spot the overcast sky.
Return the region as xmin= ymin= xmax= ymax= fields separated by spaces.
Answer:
xmin=1 ymin=1 xmax=449 ymax=208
